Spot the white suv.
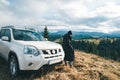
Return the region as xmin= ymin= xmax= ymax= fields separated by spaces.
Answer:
xmin=0 ymin=26 xmax=64 ymax=77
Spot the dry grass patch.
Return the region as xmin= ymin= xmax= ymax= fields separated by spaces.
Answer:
xmin=0 ymin=50 xmax=120 ymax=80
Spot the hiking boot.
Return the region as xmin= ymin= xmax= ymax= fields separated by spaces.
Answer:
xmin=65 ymin=61 xmax=67 ymax=65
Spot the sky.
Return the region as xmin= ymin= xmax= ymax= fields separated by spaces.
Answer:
xmin=0 ymin=0 xmax=120 ymax=33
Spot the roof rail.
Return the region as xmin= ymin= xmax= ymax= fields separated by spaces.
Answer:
xmin=1 ymin=25 xmax=14 ymax=29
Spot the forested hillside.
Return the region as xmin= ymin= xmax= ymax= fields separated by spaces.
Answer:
xmin=72 ymin=38 xmax=120 ymax=61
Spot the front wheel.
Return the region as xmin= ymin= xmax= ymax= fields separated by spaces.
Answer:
xmin=9 ymin=55 xmax=19 ymax=77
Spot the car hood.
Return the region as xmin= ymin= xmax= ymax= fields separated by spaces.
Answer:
xmin=17 ymin=41 xmax=62 ymax=50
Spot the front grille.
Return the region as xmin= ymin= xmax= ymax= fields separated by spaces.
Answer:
xmin=50 ymin=50 xmax=57 ymax=54
xmin=44 ymin=54 xmax=62 ymax=59
xmin=42 ymin=50 xmax=49 ymax=54
xmin=42 ymin=49 xmax=61 ymax=55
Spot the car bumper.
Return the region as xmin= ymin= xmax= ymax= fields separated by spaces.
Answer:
xmin=19 ymin=52 xmax=64 ymax=70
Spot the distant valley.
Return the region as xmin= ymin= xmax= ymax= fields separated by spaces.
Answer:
xmin=48 ymin=31 xmax=120 ymax=40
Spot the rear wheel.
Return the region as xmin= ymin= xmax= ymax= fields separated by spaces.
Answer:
xmin=9 ymin=55 xmax=19 ymax=77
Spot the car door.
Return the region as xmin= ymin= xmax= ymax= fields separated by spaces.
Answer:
xmin=0 ymin=29 xmax=6 ymax=58
xmin=0 ymin=29 xmax=11 ymax=60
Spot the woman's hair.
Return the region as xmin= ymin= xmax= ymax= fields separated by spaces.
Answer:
xmin=68 ymin=31 xmax=72 ymax=35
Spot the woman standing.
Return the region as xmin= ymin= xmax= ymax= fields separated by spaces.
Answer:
xmin=62 ymin=31 xmax=74 ymax=67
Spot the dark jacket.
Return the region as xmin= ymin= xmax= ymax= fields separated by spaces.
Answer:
xmin=62 ymin=33 xmax=74 ymax=61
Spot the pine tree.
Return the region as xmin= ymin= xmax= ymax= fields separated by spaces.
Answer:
xmin=43 ymin=25 xmax=49 ymax=40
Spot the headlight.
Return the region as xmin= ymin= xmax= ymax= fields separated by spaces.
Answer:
xmin=24 ymin=45 xmax=39 ymax=56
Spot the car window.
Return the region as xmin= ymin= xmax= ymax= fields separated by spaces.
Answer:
xmin=0 ymin=29 xmax=11 ymax=40
xmin=0 ymin=29 xmax=5 ymax=38
xmin=13 ymin=29 xmax=45 ymax=41
xmin=4 ymin=29 xmax=11 ymax=40
xmin=0 ymin=30 xmax=1 ymax=38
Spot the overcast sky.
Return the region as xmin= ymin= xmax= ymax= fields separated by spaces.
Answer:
xmin=0 ymin=0 xmax=120 ymax=33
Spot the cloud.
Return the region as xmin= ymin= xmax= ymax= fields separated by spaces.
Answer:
xmin=59 ymin=1 xmax=89 ymax=19
xmin=0 ymin=0 xmax=10 ymax=7
xmin=95 ymin=2 xmax=120 ymax=18
xmin=0 ymin=0 xmax=120 ymax=33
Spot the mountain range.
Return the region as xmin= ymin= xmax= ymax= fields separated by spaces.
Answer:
xmin=48 ymin=31 xmax=120 ymax=40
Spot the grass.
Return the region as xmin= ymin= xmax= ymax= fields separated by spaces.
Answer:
xmin=0 ymin=50 xmax=120 ymax=80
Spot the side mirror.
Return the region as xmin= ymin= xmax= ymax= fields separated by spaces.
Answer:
xmin=1 ymin=36 xmax=9 ymax=41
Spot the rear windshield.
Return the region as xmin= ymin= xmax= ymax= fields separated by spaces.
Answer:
xmin=13 ymin=29 xmax=45 ymax=41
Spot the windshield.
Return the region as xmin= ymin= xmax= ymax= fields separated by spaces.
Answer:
xmin=13 ymin=29 xmax=45 ymax=41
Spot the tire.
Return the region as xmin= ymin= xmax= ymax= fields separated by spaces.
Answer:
xmin=9 ymin=55 xmax=19 ymax=77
